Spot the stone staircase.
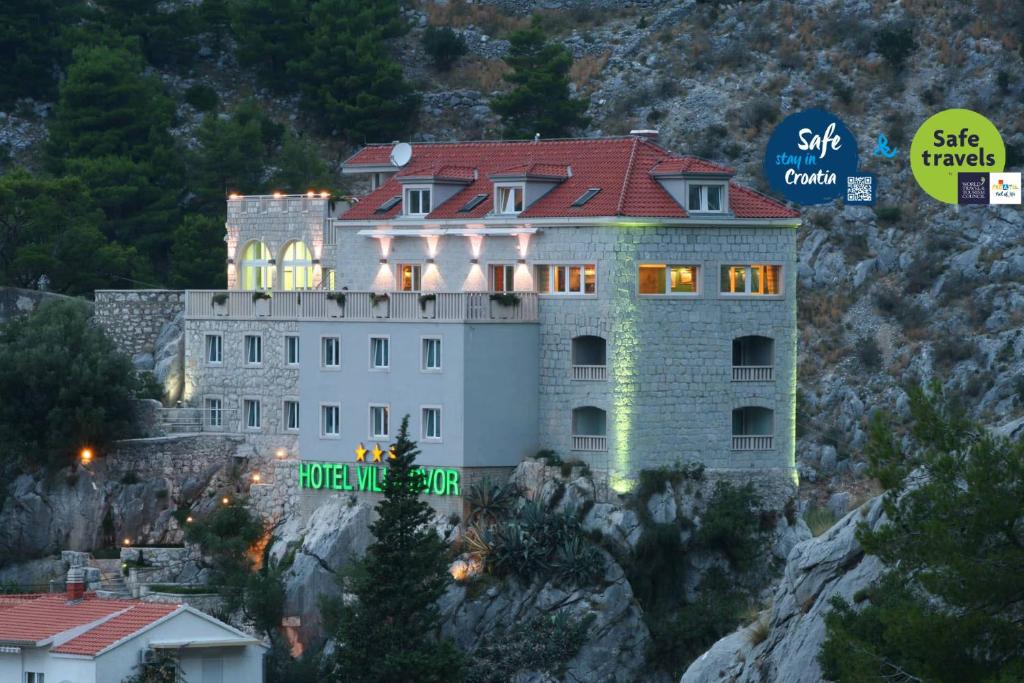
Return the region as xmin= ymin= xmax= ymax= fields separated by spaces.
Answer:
xmin=90 ymin=558 xmax=131 ymax=598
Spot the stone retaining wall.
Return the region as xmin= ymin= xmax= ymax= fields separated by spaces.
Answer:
xmin=94 ymin=289 xmax=184 ymax=357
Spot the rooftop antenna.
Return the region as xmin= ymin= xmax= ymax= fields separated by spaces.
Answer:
xmin=389 ymin=142 xmax=412 ymax=167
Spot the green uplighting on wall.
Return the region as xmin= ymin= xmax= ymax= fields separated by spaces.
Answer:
xmin=609 ymin=234 xmax=641 ymax=494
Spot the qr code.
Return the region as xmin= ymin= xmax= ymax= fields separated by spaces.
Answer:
xmin=846 ymin=175 xmax=875 ymax=204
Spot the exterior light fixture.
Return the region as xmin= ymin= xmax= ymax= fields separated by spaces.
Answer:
xmin=426 ymin=258 xmax=435 ymax=265
xmin=185 ymin=516 xmax=194 ymax=524
xmin=251 ymin=472 xmax=262 ymax=483
xmin=320 ymin=191 xmax=330 ymax=198
xmin=273 ymin=192 xmax=283 ymax=198
xmin=79 ymin=448 xmax=93 ymax=465
xmin=312 ymin=258 xmax=321 ymax=265
xmin=268 ymin=259 xmax=276 ymax=265
xmin=307 ymin=190 xmax=315 ymax=198
xmin=470 ymin=258 xmax=479 ymax=265
xmin=221 ymin=496 xmax=230 ymax=505
xmin=275 ymin=448 xmax=287 ymax=459
xmin=123 ymin=538 xmax=131 ymax=547
xmin=379 ymin=258 xmax=388 ymax=264
xmin=228 ymin=193 xmax=239 ymax=200
xmin=226 ymin=258 xmax=234 ymax=265
xmin=517 ymin=258 xmax=526 ymax=264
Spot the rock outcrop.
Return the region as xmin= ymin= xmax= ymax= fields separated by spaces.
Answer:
xmin=681 ymin=496 xmax=887 ymax=683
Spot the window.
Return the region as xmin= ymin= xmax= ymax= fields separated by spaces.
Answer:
xmin=240 ymin=241 xmax=272 ymax=290
xmin=732 ymin=407 xmax=774 ymax=450
xmin=370 ymin=405 xmax=389 ymax=438
xmin=205 ymin=398 xmax=223 ymax=427
xmin=638 ymin=264 xmax=700 ymax=295
xmin=397 ymin=263 xmax=422 ymax=291
xmin=321 ymin=404 xmax=340 ymax=437
xmin=284 ymin=400 xmax=300 ymax=431
xmin=459 ymin=193 xmax=488 ymax=212
xmin=281 ymin=241 xmax=314 ymax=290
xmin=244 ymin=399 xmax=261 ymax=430
xmin=26 ymin=674 xmax=45 ymax=683
xmin=375 ymin=195 xmax=401 ymax=213
xmin=496 ymin=185 xmax=524 ymax=214
xmin=285 ymin=336 xmax=300 ymax=365
xmin=422 ymin=337 xmax=442 ymax=371
xmin=321 ymin=336 xmax=340 ymax=369
xmin=244 ymin=335 xmax=262 ymax=365
xmin=571 ymin=406 xmax=608 ymax=451
xmin=571 ymin=188 xmax=601 ymax=207
xmin=422 ymin=407 xmax=442 ymax=441
xmin=535 ymin=264 xmax=597 ymax=295
xmin=205 ymin=334 xmax=223 ymax=364
xmin=489 ymin=264 xmax=515 ymax=292
xmin=371 ymin=336 xmax=389 ymax=369
xmin=323 ymin=268 xmax=336 ymax=290
xmin=687 ymin=183 xmax=726 ymax=212
xmin=720 ymin=265 xmax=782 ymax=295
xmin=405 ymin=188 xmax=431 ymax=215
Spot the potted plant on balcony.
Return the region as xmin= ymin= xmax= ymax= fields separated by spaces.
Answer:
xmin=211 ymin=292 xmax=229 ymax=316
xmin=327 ymin=291 xmax=346 ymax=318
xmin=419 ymin=293 xmax=437 ymax=319
xmin=252 ymin=291 xmax=272 ymax=316
xmin=371 ymin=292 xmax=390 ymax=318
xmin=489 ymin=292 xmax=520 ymax=319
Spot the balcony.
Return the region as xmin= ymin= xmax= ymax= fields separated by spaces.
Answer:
xmin=572 ymin=435 xmax=608 ymax=452
xmin=731 ymin=365 xmax=774 ymax=382
xmin=572 ymin=365 xmax=608 ymax=381
xmin=185 ymin=290 xmax=539 ymax=323
xmin=731 ymin=435 xmax=774 ymax=451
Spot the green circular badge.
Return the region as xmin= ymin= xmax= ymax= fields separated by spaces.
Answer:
xmin=910 ymin=109 xmax=1005 ymax=204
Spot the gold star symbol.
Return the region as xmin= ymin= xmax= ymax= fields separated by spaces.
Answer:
xmin=355 ymin=443 xmax=367 ymax=462
xmin=371 ymin=444 xmax=384 ymax=462
xmin=388 ymin=446 xmax=397 ymax=460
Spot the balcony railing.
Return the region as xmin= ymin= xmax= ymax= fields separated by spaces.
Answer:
xmin=186 ymin=290 xmax=538 ymax=323
xmin=731 ymin=365 xmax=774 ymax=382
xmin=572 ymin=435 xmax=608 ymax=452
xmin=731 ymin=435 xmax=774 ymax=451
xmin=572 ymin=364 xmax=608 ymax=381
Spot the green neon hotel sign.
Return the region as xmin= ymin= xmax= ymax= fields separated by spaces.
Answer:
xmin=298 ymin=461 xmax=461 ymax=497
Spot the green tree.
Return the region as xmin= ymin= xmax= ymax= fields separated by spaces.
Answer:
xmin=323 ymin=416 xmax=463 ymax=682
xmin=294 ymin=0 xmax=418 ymax=141
xmin=0 ymin=169 xmax=136 ymax=294
xmin=231 ymin=0 xmax=313 ymax=92
xmin=94 ymin=0 xmax=200 ymax=68
xmin=0 ymin=0 xmax=80 ymax=106
xmin=819 ymin=383 xmax=1024 ymax=682
xmin=422 ymin=26 xmax=468 ymax=71
xmin=490 ymin=28 xmax=590 ymax=139
xmin=184 ymin=501 xmax=264 ymax=615
xmin=169 ymin=214 xmax=226 ymax=289
xmin=270 ymin=135 xmax=333 ymax=194
xmin=0 ymin=300 xmax=141 ymax=472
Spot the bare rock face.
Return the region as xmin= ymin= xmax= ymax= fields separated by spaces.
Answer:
xmin=680 ymin=496 xmax=887 ymax=683
xmin=153 ymin=311 xmax=185 ymax=405
xmin=439 ymin=554 xmax=658 ymax=683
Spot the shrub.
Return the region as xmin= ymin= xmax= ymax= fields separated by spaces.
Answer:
xmin=856 ymin=336 xmax=883 ymax=370
xmin=933 ymin=337 xmax=977 ymax=367
xmin=804 ymin=507 xmax=837 ymax=537
xmin=875 ymin=24 xmax=915 ymax=71
xmin=873 ymin=288 xmax=900 ymax=314
xmin=464 ymin=478 xmax=518 ymax=525
xmin=695 ymin=482 xmax=766 ymax=572
xmin=422 ymin=26 xmax=468 ymax=71
xmin=874 ymin=206 xmax=902 ymax=223
xmin=465 ymin=611 xmax=593 ymax=683
xmin=636 ymin=462 xmax=705 ymax=502
xmin=184 ymin=83 xmax=219 ymax=112
xmin=740 ymin=97 xmax=779 ymax=132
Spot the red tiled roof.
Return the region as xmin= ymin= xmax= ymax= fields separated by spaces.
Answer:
xmin=339 ymin=137 xmax=798 ymax=221
xmin=0 ymin=593 xmax=177 ymax=654
xmin=396 ymin=164 xmax=476 ymax=182
xmin=52 ymin=602 xmax=179 ymax=656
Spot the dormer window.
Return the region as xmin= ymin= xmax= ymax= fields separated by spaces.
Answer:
xmin=687 ymin=183 xmax=725 ymax=212
xmin=405 ymin=187 xmax=431 ymax=216
xmin=496 ymin=185 xmax=524 ymax=215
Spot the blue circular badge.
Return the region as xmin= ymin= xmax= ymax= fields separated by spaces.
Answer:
xmin=763 ymin=109 xmax=859 ymax=205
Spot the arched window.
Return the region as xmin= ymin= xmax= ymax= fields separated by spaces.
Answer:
xmin=571 ymin=336 xmax=607 ymax=380
xmin=571 ymin=406 xmax=607 ymax=452
xmin=281 ymin=241 xmax=314 ymax=291
xmin=731 ymin=336 xmax=774 ymax=381
xmin=731 ymin=407 xmax=774 ymax=451
xmin=240 ymin=241 xmax=272 ymax=290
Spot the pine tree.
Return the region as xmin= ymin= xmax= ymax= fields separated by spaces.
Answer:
xmin=169 ymin=214 xmax=227 ymax=289
xmin=323 ymin=416 xmax=463 ymax=682
xmin=231 ymin=0 xmax=313 ymax=92
xmin=0 ymin=0 xmax=79 ymax=106
xmin=490 ymin=27 xmax=590 ymax=139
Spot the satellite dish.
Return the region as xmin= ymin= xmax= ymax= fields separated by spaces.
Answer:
xmin=389 ymin=142 xmax=412 ymax=167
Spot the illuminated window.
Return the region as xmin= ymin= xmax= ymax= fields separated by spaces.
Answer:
xmin=397 ymin=263 xmax=422 ymax=291
xmin=371 ymin=336 xmax=389 ymax=369
xmin=285 ymin=336 xmax=300 ymax=365
xmin=323 ymin=268 xmax=336 ymax=290
xmin=496 ymin=185 xmax=524 ymax=214
xmin=244 ymin=399 xmax=261 ymax=430
xmin=205 ymin=334 xmax=223 ymax=364
xmin=489 ymin=264 xmax=515 ymax=292
xmin=720 ymin=265 xmax=781 ymax=295
xmin=687 ymin=183 xmax=726 ymax=212
xmin=422 ymin=407 xmax=442 ymax=440
xmin=321 ymin=404 xmax=340 ymax=437
xmin=281 ymin=241 xmax=314 ymax=290
xmin=370 ymin=405 xmax=389 ymax=438
xmin=638 ymin=264 xmax=699 ymax=295
xmin=405 ymin=188 xmax=431 ymax=215
xmin=205 ymin=398 xmax=223 ymax=427
xmin=422 ymin=337 xmax=442 ymax=371
xmin=240 ymin=241 xmax=272 ymax=290
xmin=284 ymin=400 xmax=300 ymax=431
xmin=244 ymin=335 xmax=262 ymax=365
xmin=534 ymin=264 xmax=596 ymax=295
xmin=321 ymin=337 xmax=340 ymax=369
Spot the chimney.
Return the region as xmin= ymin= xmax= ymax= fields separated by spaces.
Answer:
xmin=66 ymin=567 xmax=85 ymax=602
xmin=629 ymin=129 xmax=659 ymax=141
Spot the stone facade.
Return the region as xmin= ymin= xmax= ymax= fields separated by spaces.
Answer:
xmin=94 ymin=290 xmax=184 ymax=357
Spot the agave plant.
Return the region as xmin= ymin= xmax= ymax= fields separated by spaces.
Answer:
xmin=465 ymin=478 xmax=518 ymax=526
